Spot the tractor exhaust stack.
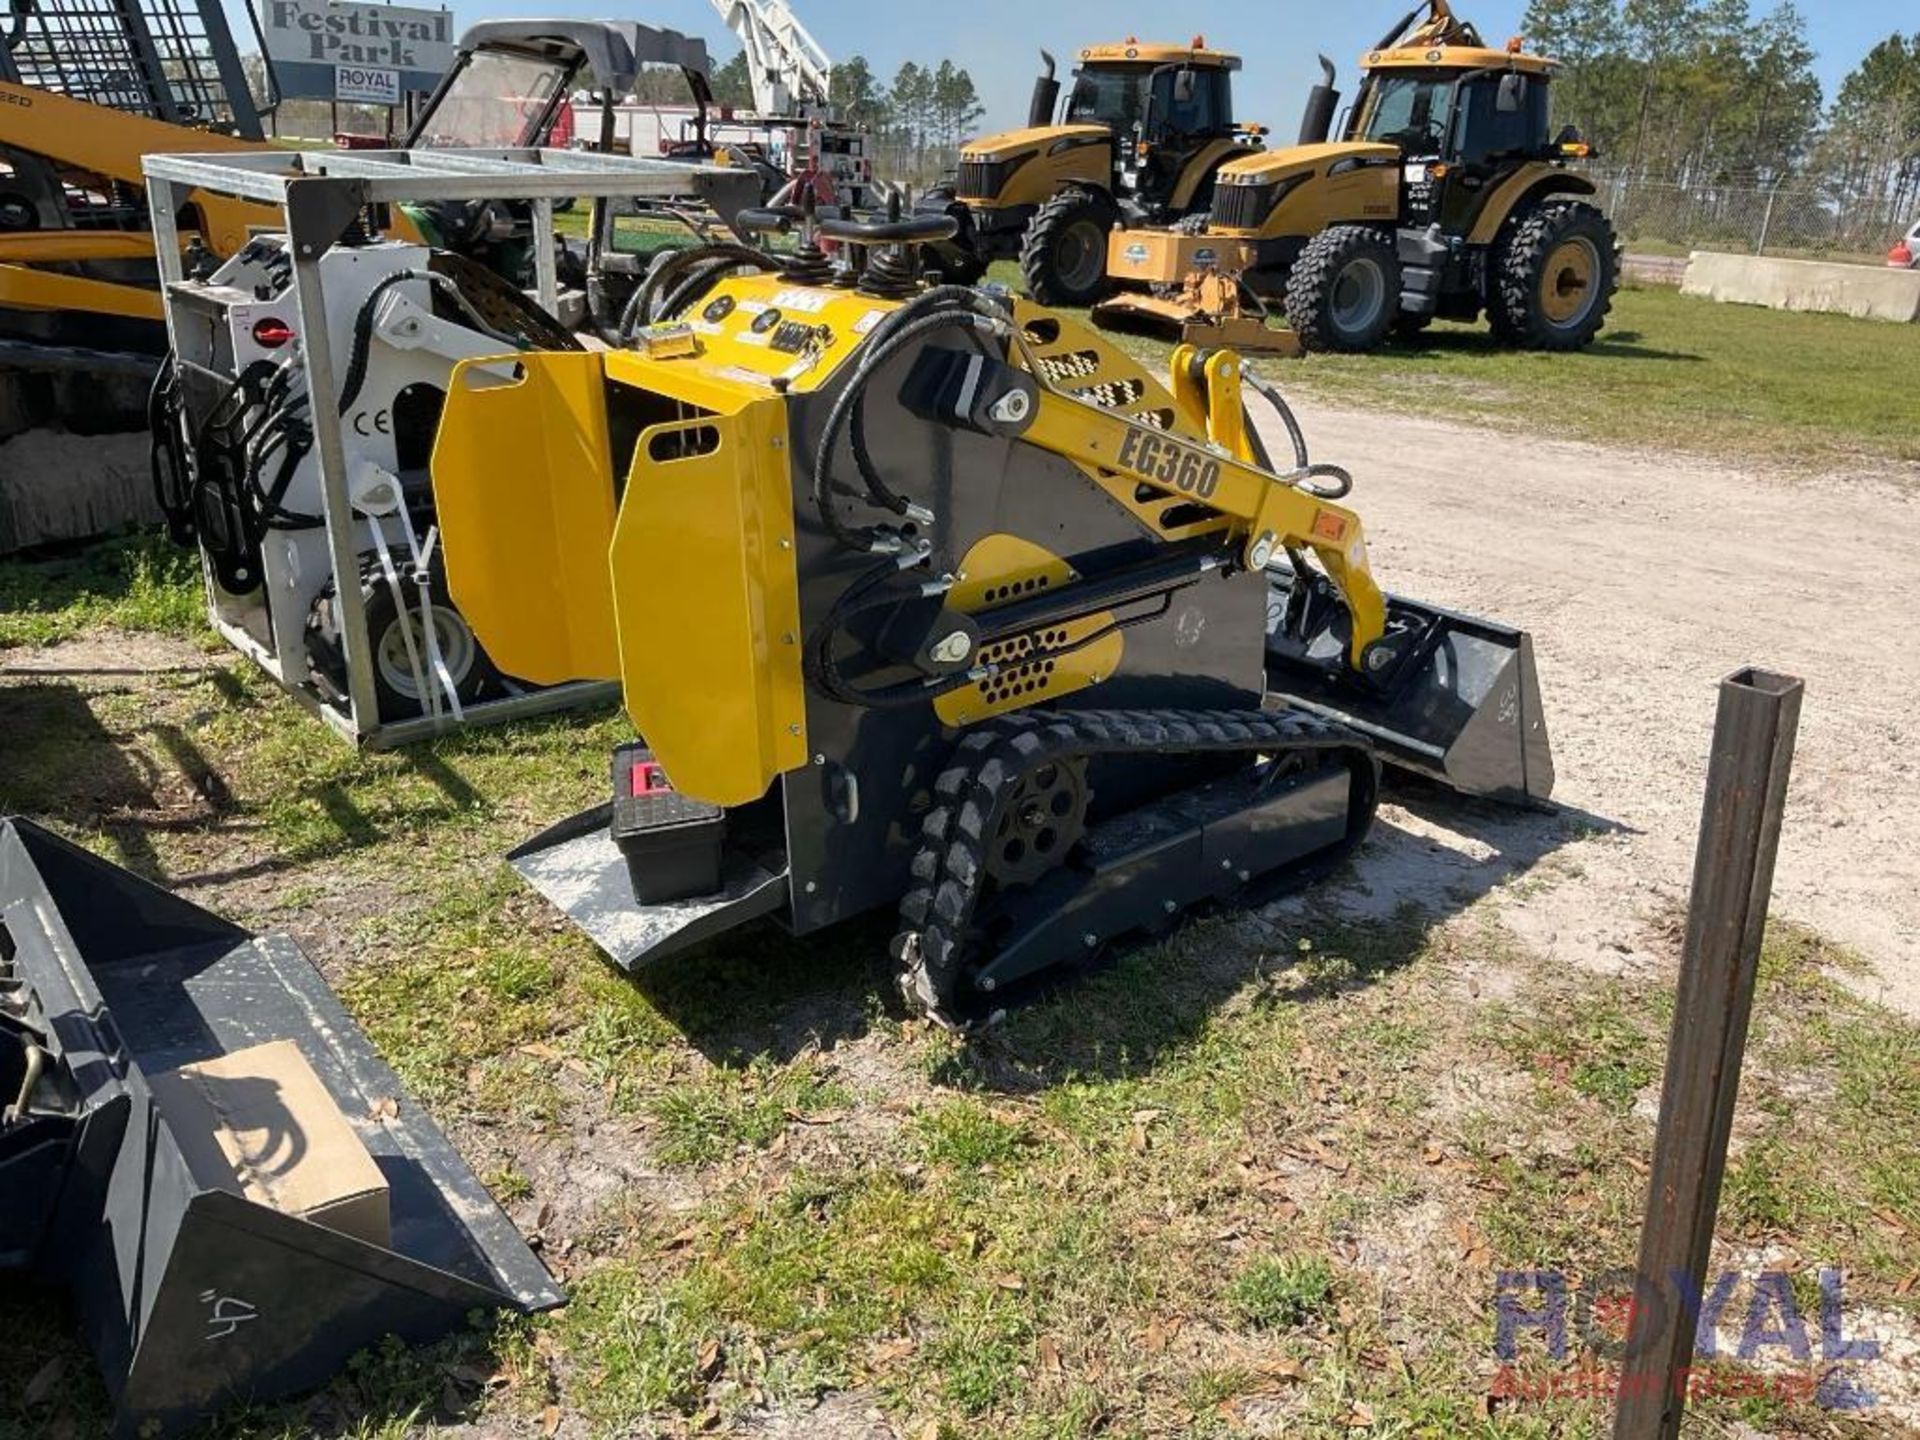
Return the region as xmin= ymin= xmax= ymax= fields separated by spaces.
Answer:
xmin=1298 ymin=55 xmax=1340 ymax=144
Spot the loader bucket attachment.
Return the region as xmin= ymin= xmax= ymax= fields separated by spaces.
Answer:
xmin=1264 ymin=575 xmax=1554 ymax=804
xmin=0 ymin=818 xmax=561 ymax=1439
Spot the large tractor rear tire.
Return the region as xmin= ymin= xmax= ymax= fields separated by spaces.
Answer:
xmin=1020 ymin=190 xmax=1115 ymax=307
xmin=1491 ymin=200 xmax=1619 ymax=350
xmin=1284 ymin=225 xmax=1401 ymax=353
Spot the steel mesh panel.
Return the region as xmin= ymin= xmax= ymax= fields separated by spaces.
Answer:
xmin=2 ymin=0 xmax=256 ymax=132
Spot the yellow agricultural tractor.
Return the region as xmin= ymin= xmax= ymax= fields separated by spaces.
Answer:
xmin=916 ymin=37 xmax=1265 ymax=305
xmin=1094 ymin=1 xmax=1619 ymax=353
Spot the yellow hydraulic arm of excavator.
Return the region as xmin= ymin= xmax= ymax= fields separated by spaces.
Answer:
xmin=0 ymin=80 xmax=272 ymax=318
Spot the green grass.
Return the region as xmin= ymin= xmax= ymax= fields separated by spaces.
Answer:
xmin=1282 ymin=284 xmax=1920 ymax=467
xmin=986 ymin=259 xmax=1920 ymax=471
xmin=1228 ymin=1255 xmax=1336 ymax=1330
xmin=650 ymin=1058 xmax=851 ymax=1166
xmin=4 ymin=531 xmax=1917 ymax=1433
xmin=0 ymin=532 xmax=207 ymax=646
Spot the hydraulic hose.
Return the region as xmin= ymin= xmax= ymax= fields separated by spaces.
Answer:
xmin=812 ymin=302 xmax=1009 ymax=552
xmin=149 ymin=357 xmax=193 ymax=537
xmin=337 ymin=268 xmax=524 ymax=415
xmin=1241 ymin=371 xmax=1352 ymax=499
xmin=619 ymin=242 xmax=779 ymax=340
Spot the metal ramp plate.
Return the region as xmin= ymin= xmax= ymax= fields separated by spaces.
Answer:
xmin=510 ymin=806 xmax=789 ymax=970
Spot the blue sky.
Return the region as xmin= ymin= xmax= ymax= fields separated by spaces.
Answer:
xmin=240 ymin=0 xmax=1901 ymax=127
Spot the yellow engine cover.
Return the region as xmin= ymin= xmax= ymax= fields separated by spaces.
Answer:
xmin=435 ymin=274 xmax=911 ymax=806
xmin=601 ymin=353 xmax=809 ymax=807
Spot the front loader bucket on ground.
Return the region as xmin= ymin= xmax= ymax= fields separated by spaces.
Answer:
xmin=0 ymin=817 xmax=562 ymax=1439
xmin=1264 ymin=576 xmax=1554 ymax=804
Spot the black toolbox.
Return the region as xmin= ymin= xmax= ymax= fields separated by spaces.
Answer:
xmin=610 ymin=742 xmax=727 ymax=903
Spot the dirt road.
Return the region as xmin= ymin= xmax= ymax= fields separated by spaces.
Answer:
xmin=1257 ymin=396 xmax=1920 ymax=1016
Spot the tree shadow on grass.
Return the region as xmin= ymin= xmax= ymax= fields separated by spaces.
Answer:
xmin=0 ymin=662 xmax=588 ymax=889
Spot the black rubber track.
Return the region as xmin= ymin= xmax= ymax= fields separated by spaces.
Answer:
xmin=893 ymin=707 xmax=1379 ymax=1029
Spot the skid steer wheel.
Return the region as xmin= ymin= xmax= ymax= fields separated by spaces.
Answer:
xmin=1020 ymin=189 xmax=1116 ymax=307
xmin=306 ymin=551 xmax=502 ymax=722
xmin=1284 ymin=225 xmax=1401 ymax=353
xmin=1492 ymin=200 xmax=1620 ymax=350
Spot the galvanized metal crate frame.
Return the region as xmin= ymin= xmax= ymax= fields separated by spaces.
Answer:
xmin=143 ymin=147 xmax=730 ymax=748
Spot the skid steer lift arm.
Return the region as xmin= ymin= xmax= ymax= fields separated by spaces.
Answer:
xmin=986 ymin=310 xmax=1390 ymax=673
xmin=0 ymin=80 xmax=270 ymax=317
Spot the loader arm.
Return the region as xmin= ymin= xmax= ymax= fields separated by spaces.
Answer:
xmin=1008 ymin=300 xmax=1388 ymax=671
xmin=0 ymin=80 xmax=272 ymax=252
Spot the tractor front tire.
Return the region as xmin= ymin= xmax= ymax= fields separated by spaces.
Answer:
xmin=1284 ymin=225 xmax=1402 ymax=353
xmin=1020 ymin=190 xmax=1115 ymax=307
xmin=1491 ymin=200 xmax=1619 ymax=350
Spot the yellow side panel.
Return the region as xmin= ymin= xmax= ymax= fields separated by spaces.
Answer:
xmin=1265 ymin=161 xmax=1399 ymax=236
xmin=1169 ymin=139 xmax=1251 ymax=210
xmin=998 ymin=144 xmax=1110 ymax=207
xmin=608 ymin=394 xmax=807 ymax=807
xmin=933 ymin=535 xmax=1122 ymax=728
xmin=1465 ymin=162 xmax=1591 ymax=245
xmin=432 ymin=353 xmax=623 ymax=684
xmin=0 ymin=262 xmax=162 ymax=319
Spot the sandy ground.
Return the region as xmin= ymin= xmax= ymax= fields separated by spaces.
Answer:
xmin=1254 ymin=398 xmax=1920 ymax=1017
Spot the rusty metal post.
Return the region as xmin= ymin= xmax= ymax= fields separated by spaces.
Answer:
xmin=1613 ymin=668 xmax=1804 ymax=1439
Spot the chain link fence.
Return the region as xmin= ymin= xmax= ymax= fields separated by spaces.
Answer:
xmin=868 ymin=141 xmax=960 ymax=192
xmin=859 ymin=148 xmax=1912 ymax=266
xmin=1590 ymin=168 xmax=1910 ymax=264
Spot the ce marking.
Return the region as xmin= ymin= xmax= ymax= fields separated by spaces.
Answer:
xmin=351 ymin=409 xmax=391 ymax=437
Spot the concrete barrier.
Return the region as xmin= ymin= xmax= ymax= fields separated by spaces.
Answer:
xmin=1681 ymin=251 xmax=1920 ymax=323
xmin=1623 ymin=252 xmax=1688 ymax=287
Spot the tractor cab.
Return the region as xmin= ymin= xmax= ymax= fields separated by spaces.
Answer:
xmin=1061 ymin=42 xmax=1240 ymax=213
xmin=1342 ymin=38 xmax=1568 ymax=237
xmin=915 ymin=35 xmax=1258 ymax=304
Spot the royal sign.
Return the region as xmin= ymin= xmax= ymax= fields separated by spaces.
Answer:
xmin=263 ymin=1 xmax=454 ymax=102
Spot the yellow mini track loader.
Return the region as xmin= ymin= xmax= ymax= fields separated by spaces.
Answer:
xmin=916 ymin=37 xmax=1265 ymax=305
xmin=429 ymin=207 xmax=1553 ymax=1028
xmin=1093 ymin=1 xmax=1619 ymax=353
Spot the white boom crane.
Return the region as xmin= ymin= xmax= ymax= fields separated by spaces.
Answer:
xmin=708 ymin=0 xmax=833 ymax=118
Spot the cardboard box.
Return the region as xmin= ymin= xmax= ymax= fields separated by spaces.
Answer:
xmin=150 ymin=1039 xmax=391 ymax=1249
